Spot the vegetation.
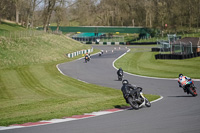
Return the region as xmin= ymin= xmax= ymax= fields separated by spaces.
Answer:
xmin=0 ymin=33 xmax=92 ymax=68
xmin=115 ymin=48 xmax=200 ymax=79
xmin=0 ymin=22 xmax=160 ymax=126
xmin=0 ymin=21 xmax=25 ymax=32
xmin=1 ymin=0 xmax=200 ymax=33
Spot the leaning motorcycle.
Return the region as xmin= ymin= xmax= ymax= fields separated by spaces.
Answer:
xmin=126 ymin=87 xmax=151 ymax=110
xmin=85 ymin=56 xmax=90 ymax=63
xmin=179 ymin=78 xmax=197 ymax=97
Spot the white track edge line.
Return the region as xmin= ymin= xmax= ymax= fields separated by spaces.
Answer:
xmin=0 ymin=47 xmax=166 ymax=131
xmin=112 ymin=48 xmax=200 ymax=81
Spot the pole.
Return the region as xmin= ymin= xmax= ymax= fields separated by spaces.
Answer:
xmin=180 ymin=42 xmax=182 ymax=54
xmin=189 ymin=41 xmax=193 ymax=54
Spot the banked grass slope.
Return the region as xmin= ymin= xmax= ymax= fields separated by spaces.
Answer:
xmin=0 ymin=22 xmax=160 ymax=126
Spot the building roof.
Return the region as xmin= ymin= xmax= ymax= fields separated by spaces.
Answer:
xmin=172 ymin=37 xmax=200 ymax=46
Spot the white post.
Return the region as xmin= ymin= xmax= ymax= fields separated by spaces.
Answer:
xmin=180 ymin=42 xmax=182 ymax=54
xmin=189 ymin=41 xmax=193 ymax=54
xmin=170 ymin=39 xmax=172 ymax=54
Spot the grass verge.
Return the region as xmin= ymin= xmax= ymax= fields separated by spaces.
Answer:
xmin=0 ymin=23 xmax=160 ymax=126
xmin=0 ymin=55 xmax=160 ymax=126
xmin=115 ymin=47 xmax=200 ymax=79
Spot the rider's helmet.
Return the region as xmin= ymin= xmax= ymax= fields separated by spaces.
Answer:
xmin=122 ymin=79 xmax=129 ymax=85
xmin=179 ymin=74 xmax=183 ymax=78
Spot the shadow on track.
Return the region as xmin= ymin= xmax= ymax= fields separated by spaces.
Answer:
xmin=168 ymin=95 xmax=195 ymax=98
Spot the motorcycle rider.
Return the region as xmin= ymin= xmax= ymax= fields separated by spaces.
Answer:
xmin=117 ymin=68 xmax=123 ymax=78
xmin=121 ymin=79 xmax=141 ymax=103
xmin=85 ymin=53 xmax=90 ymax=61
xmin=178 ymin=74 xmax=191 ymax=92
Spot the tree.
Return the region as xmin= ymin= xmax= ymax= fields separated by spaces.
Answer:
xmin=54 ymin=0 xmax=65 ymax=31
xmin=14 ymin=0 xmax=23 ymax=24
xmin=1 ymin=0 xmax=200 ymax=32
xmin=30 ymin=0 xmax=43 ymax=28
xmin=0 ymin=0 xmax=15 ymax=24
xmin=42 ymin=0 xmax=57 ymax=32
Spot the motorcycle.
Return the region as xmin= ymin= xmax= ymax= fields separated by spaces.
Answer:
xmin=85 ymin=56 xmax=90 ymax=63
xmin=101 ymin=50 xmax=104 ymax=54
xmin=118 ymin=72 xmax=123 ymax=81
xmin=125 ymin=87 xmax=151 ymax=110
xmin=178 ymin=78 xmax=197 ymax=97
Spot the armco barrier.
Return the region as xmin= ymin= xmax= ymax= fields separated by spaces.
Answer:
xmin=67 ymin=48 xmax=93 ymax=58
xmin=129 ymin=42 xmax=157 ymax=45
xmin=152 ymin=48 xmax=161 ymax=52
xmin=84 ymin=42 xmax=125 ymax=45
xmin=151 ymin=47 xmax=170 ymax=52
xmin=155 ymin=52 xmax=200 ymax=60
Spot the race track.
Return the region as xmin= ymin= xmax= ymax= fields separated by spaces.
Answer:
xmin=2 ymin=45 xmax=200 ymax=133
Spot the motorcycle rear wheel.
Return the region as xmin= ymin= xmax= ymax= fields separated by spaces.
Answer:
xmin=127 ymin=97 xmax=139 ymax=110
xmin=188 ymin=87 xmax=197 ymax=97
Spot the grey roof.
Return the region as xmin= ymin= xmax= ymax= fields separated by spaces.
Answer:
xmin=172 ymin=37 xmax=200 ymax=46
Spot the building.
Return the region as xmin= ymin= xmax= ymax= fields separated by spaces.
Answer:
xmin=155 ymin=37 xmax=200 ymax=59
xmin=171 ymin=37 xmax=200 ymax=54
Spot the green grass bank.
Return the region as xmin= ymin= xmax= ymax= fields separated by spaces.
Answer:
xmin=0 ymin=22 xmax=160 ymax=126
xmin=115 ymin=47 xmax=200 ymax=79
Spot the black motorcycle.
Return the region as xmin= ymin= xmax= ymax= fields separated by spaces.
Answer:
xmin=85 ymin=56 xmax=90 ymax=63
xmin=125 ymin=87 xmax=151 ymax=110
xmin=118 ymin=72 xmax=123 ymax=81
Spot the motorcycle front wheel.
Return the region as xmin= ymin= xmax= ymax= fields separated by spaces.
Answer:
xmin=188 ymin=87 xmax=197 ymax=97
xmin=145 ymin=98 xmax=151 ymax=107
xmin=127 ymin=97 xmax=139 ymax=110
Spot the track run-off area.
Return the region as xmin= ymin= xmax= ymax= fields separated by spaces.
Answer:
xmin=1 ymin=45 xmax=200 ymax=133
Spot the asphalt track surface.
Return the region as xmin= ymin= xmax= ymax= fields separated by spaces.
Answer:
xmin=2 ymin=45 xmax=200 ymax=133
